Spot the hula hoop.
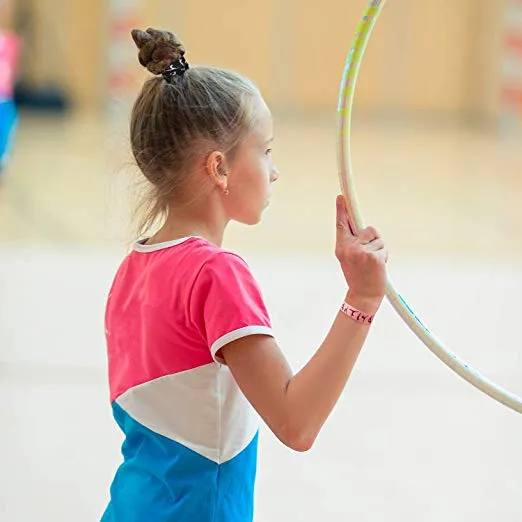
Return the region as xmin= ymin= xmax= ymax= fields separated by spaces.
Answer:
xmin=336 ymin=0 xmax=522 ymax=414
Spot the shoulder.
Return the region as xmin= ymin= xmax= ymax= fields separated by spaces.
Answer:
xmin=192 ymin=242 xmax=258 ymax=290
xmin=200 ymin=248 xmax=252 ymax=277
xmin=176 ymin=238 xmax=255 ymax=286
xmin=191 ymin=249 xmax=262 ymax=319
xmin=126 ymin=236 xmax=258 ymax=293
xmin=188 ymin=245 xmax=272 ymax=363
xmin=190 ymin=237 xmax=251 ymax=265
xmin=182 ymin=241 xmax=264 ymax=308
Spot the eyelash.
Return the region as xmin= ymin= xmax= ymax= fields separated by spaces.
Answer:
xmin=265 ymin=148 xmax=272 ymax=155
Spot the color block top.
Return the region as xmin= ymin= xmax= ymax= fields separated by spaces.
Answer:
xmin=102 ymin=237 xmax=274 ymax=522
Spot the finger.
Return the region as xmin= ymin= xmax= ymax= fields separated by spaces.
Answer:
xmin=361 ymin=238 xmax=385 ymax=252
xmin=336 ymin=195 xmax=355 ymax=240
xmin=374 ymin=248 xmax=388 ymax=263
xmin=357 ymin=226 xmax=380 ymax=245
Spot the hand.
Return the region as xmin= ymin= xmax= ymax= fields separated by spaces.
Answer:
xmin=335 ymin=195 xmax=388 ymax=306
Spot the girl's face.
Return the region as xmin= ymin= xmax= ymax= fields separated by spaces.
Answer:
xmin=223 ymin=96 xmax=279 ymax=225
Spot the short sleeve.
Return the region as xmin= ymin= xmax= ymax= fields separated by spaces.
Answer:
xmin=190 ymin=252 xmax=274 ymax=364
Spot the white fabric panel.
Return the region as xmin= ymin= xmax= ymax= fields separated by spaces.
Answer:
xmin=116 ymin=362 xmax=259 ymax=464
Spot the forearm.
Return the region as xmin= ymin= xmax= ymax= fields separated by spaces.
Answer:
xmin=283 ymin=291 xmax=381 ymax=448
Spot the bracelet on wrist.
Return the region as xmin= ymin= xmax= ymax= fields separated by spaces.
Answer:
xmin=340 ymin=301 xmax=375 ymax=325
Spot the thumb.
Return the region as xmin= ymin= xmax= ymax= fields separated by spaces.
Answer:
xmin=336 ymin=195 xmax=355 ymax=239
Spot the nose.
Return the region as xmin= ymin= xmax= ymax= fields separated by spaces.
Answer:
xmin=270 ymin=165 xmax=280 ymax=183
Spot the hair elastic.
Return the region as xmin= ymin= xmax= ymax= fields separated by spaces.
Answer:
xmin=162 ymin=56 xmax=189 ymax=82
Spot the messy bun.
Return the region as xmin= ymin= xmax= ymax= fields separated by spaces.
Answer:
xmin=129 ymin=27 xmax=262 ymax=236
xmin=131 ymin=28 xmax=186 ymax=75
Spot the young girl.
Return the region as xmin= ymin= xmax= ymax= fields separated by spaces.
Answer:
xmin=102 ymin=27 xmax=388 ymax=522
xmin=0 ymin=15 xmax=20 ymax=181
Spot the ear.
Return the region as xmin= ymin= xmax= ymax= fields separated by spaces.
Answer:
xmin=206 ymin=151 xmax=229 ymax=193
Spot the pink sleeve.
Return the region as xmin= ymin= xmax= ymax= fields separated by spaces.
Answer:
xmin=190 ymin=252 xmax=274 ymax=364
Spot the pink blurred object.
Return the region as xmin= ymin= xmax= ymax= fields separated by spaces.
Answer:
xmin=0 ymin=30 xmax=20 ymax=100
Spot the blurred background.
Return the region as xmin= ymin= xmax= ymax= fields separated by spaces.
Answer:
xmin=1 ymin=0 xmax=521 ymax=520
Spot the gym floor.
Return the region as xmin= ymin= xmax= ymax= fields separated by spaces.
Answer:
xmin=1 ymin=110 xmax=521 ymax=521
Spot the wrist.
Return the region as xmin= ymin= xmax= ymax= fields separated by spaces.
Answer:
xmin=344 ymin=291 xmax=383 ymax=316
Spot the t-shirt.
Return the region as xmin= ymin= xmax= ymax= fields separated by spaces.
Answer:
xmin=101 ymin=236 xmax=274 ymax=522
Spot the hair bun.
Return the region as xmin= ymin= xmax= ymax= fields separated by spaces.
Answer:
xmin=131 ymin=28 xmax=186 ymax=75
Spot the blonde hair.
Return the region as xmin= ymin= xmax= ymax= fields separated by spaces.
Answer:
xmin=130 ymin=28 xmax=261 ymax=236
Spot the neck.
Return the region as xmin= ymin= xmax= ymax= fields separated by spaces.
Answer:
xmin=146 ymin=202 xmax=228 ymax=248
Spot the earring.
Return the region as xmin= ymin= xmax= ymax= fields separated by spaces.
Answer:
xmin=223 ymin=188 xmax=229 ymax=196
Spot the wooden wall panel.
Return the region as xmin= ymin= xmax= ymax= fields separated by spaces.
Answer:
xmin=288 ymin=0 xmax=385 ymax=111
xmin=18 ymin=0 xmax=510 ymax=120
xmin=177 ymin=0 xmax=276 ymax=98
xmin=288 ymin=0 xmax=479 ymax=115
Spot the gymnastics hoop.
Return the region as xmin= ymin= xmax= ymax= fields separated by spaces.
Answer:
xmin=336 ymin=0 xmax=522 ymax=414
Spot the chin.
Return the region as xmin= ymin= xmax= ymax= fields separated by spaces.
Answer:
xmin=234 ymin=204 xmax=267 ymax=226
xmin=246 ymin=214 xmax=263 ymax=226
xmin=236 ymin=212 xmax=263 ymax=226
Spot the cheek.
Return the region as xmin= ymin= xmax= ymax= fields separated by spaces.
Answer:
xmin=234 ymin=159 xmax=270 ymax=192
xmin=255 ymin=163 xmax=272 ymax=196
xmin=257 ymin=157 xmax=272 ymax=185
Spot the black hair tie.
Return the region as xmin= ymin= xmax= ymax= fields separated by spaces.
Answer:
xmin=162 ymin=56 xmax=189 ymax=83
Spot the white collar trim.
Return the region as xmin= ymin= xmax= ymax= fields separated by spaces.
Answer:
xmin=132 ymin=236 xmax=201 ymax=253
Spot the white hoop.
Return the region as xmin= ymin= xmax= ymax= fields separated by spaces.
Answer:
xmin=336 ymin=0 xmax=522 ymax=414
